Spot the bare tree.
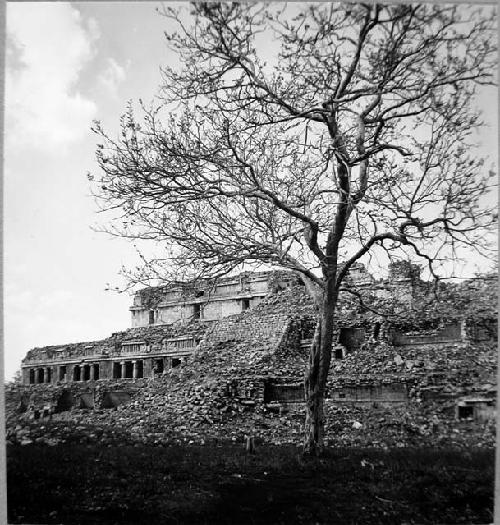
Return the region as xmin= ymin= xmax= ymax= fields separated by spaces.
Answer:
xmin=91 ymin=3 xmax=497 ymax=455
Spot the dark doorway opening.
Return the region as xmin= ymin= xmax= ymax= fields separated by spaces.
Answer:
xmin=171 ymin=358 xmax=182 ymax=368
xmin=458 ymin=405 xmax=474 ymax=419
xmin=335 ymin=346 xmax=345 ymax=359
xmin=125 ymin=361 xmax=134 ymax=378
xmin=113 ymin=362 xmax=121 ymax=379
xmin=339 ymin=327 xmax=365 ymax=353
xmin=264 ymin=382 xmax=304 ymax=403
xmin=193 ymin=304 xmax=201 ymax=319
xmin=56 ymin=390 xmax=75 ymax=412
xmin=154 ymin=359 xmax=164 ymax=375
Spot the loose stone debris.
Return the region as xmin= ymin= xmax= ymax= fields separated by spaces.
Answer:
xmin=5 ymin=264 xmax=497 ymax=449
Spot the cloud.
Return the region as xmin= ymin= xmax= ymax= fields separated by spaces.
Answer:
xmin=5 ymin=3 xmax=99 ymax=154
xmin=98 ymin=57 xmax=127 ymax=96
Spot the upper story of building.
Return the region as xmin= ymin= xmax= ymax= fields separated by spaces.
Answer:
xmin=128 ymin=262 xmax=433 ymax=328
xmin=130 ymin=270 xmax=298 ymax=328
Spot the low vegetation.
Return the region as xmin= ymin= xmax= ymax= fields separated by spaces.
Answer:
xmin=8 ymin=443 xmax=493 ymax=524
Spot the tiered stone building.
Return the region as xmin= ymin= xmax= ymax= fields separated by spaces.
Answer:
xmin=11 ymin=263 xmax=496 ymax=448
xmin=21 ymin=270 xmax=294 ymax=386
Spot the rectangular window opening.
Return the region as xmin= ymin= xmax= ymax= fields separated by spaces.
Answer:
xmin=112 ymin=362 xmax=121 ymax=379
xmin=458 ymin=405 xmax=474 ymax=419
xmin=154 ymin=359 xmax=164 ymax=375
xmin=125 ymin=361 xmax=134 ymax=379
xmin=193 ymin=303 xmax=201 ymax=319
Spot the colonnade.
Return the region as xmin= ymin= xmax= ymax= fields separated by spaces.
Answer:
xmin=113 ymin=359 xmax=144 ymax=379
xmin=72 ymin=363 xmax=100 ymax=382
xmin=28 ymin=367 xmax=52 ymax=384
xmin=24 ymin=356 xmax=180 ymax=384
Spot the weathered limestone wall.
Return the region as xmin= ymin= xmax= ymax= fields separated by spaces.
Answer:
xmin=10 ymin=269 xmax=496 ymax=448
xmin=130 ymin=270 xmax=296 ymax=327
xmin=21 ymin=322 xmax=211 ymax=386
xmin=6 ymin=339 xmax=496 ymax=449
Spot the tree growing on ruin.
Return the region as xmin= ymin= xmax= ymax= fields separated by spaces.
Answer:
xmin=91 ymin=3 xmax=497 ymax=455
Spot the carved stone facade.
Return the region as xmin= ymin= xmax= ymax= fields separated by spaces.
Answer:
xmin=20 ymin=270 xmax=296 ymax=386
xmin=10 ymin=264 xmax=496 ymax=448
xmin=130 ymin=270 xmax=295 ymax=327
xmin=21 ymin=322 xmax=212 ymax=386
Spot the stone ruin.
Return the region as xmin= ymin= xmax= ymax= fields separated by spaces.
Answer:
xmin=5 ymin=264 xmax=498 ymax=448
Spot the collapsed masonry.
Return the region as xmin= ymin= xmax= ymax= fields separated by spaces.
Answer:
xmin=6 ymin=263 xmax=497 ymax=448
xmin=19 ymin=270 xmax=296 ymax=386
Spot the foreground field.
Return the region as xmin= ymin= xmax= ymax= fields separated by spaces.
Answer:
xmin=7 ymin=444 xmax=493 ymax=524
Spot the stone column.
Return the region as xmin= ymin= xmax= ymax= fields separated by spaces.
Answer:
xmin=90 ymin=363 xmax=95 ymax=381
xmin=132 ymin=360 xmax=138 ymax=379
xmin=143 ymin=358 xmax=153 ymax=379
xmin=100 ymin=361 xmax=111 ymax=380
xmin=121 ymin=361 xmax=126 ymax=379
xmin=45 ymin=367 xmax=50 ymax=383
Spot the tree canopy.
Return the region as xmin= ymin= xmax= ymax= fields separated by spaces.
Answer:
xmin=91 ymin=2 xmax=497 ymax=454
xmin=92 ymin=3 xmax=496 ymax=290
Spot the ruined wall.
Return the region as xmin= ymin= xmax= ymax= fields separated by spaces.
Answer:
xmin=21 ymin=322 xmax=211 ymax=386
xmin=9 ymin=268 xmax=497 ymax=449
xmin=130 ymin=270 xmax=292 ymax=328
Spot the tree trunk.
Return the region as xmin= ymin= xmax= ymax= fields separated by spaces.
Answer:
xmin=303 ymin=298 xmax=336 ymax=456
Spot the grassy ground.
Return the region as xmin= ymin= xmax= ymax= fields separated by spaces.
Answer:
xmin=7 ymin=443 xmax=494 ymax=525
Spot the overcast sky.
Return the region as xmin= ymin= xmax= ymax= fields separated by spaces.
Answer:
xmin=4 ymin=2 xmax=182 ymax=379
xmin=4 ymin=2 xmax=498 ymax=380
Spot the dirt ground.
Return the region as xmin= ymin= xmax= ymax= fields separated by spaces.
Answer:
xmin=7 ymin=443 xmax=494 ymax=525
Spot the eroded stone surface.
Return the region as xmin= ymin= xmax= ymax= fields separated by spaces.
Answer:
xmin=6 ymin=265 xmax=497 ymax=448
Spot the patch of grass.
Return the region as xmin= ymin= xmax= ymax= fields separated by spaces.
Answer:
xmin=7 ymin=444 xmax=494 ymax=524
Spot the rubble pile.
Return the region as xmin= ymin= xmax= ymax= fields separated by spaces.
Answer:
xmin=330 ymin=339 xmax=497 ymax=384
xmin=6 ymin=271 xmax=497 ymax=450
